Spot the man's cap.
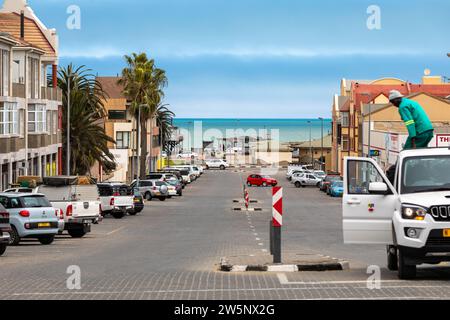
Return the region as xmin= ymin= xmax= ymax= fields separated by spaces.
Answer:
xmin=389 ymin=90 xmax=404 ymax=101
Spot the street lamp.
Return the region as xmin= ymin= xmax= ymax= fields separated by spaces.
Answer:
xmin=66 ymin=73 xmax=75 ymax=176
xmin=318 ymin=117 xmax=324 ymax=171
xmin=307 ymin=120 xmax=313 ymax=167
xmin=361 ymin=93 xmax=372 ymax=157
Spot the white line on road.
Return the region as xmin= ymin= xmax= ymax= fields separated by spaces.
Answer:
xmin=276 ymin=273 xmax=426 ymax=286
xmin=106 ymin=226 xmax=125 ymax=236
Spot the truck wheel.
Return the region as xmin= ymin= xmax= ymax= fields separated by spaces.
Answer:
xmin=387 ymin=245 xmax=398 ymax=271
xmin=128 ymin=210 xmax=137 ymax=216
xmin=38 ymin=235 xmax=55 ymax=245
xmin=159 ymin=197 xmax=166 ymax=201
xmin=112 ymin=211 xmax=125 ymax=219
xmin=8 ymin=226 xmax=20 ymax=246
xmin=295 ymin=181 xmax=301 ymax=188
xmin=0 ymin=243 xmax=7 ymax=256
xmin=68 ymin=228 xmax=87 ymax=238
xmin=397 ymin=247 xmax=416 ymax=279
xmin=145 ymin=192 xmax=152 ymax=201
xmin=220 ymin=165 xmax=225 ymax=170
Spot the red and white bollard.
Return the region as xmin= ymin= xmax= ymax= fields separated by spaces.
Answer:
xmin=271 ymin=186 xmax=283 ymax=263
xmin=244 ymin=189 xmax=249 ymax=210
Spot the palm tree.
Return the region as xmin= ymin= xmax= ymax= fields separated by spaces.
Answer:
xmin=156 ymin=104 xmax=175 ymax=159
xmin=58 ymin=64 xmax=116 ymax=175
xmin=118 ymin=53 xmax=167 ymax=178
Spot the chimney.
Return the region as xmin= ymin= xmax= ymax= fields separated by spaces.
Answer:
xmin=20 ymin=10 xmax=25 ymax=39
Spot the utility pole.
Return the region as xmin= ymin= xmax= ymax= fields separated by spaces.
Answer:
xmin=319 ymin=117 xmax=324 ymax=171
xmin=66 ymin=74 xmax=71 ymax=176
xmin=308 ymin=120 xmax=313 ymax=167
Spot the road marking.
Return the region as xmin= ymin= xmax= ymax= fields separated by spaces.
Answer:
xmin=277 ymin=273 xmax=419 ymax=285
xmin=258 ymin=243 xmax=264 ymax=246
xmin=106 ymin=226 xmax=125 ymax=236
xmin=255 ymin=238 xmax=260 ymax=241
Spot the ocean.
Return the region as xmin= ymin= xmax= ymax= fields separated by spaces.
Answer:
xmin=172 ymin=118 xmax=332 ymax=146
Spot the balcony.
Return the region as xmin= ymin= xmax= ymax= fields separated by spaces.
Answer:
xmin=12 ymin=83 xmax=26 ymax=98
xmin=41 ymin=87 xmax=62 ymax=102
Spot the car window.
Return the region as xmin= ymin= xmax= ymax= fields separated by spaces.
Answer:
xmin=21 ymin=196 xmax=51 ymax=208
xmin=0 ymin=196 xmax=9 ymax=208
xmin=347 ymin=160 xmax=385 ymax=195
xmin=155 ymin=181 xmax=166 ymax=186
xmin=10 ymin=198 xmax=21 ymax=208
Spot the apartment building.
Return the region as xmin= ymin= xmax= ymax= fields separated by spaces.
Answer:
xmin=0 ymin=0 xmax=62 ymax=190
xmin=331 ymin=76 xmax=450 ymax=174
xmin=95 ymin=76 xmax=161 ymax=182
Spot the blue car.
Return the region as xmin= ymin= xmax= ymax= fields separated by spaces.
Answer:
xmin=329 ymin=180 xmax=344 ymax=197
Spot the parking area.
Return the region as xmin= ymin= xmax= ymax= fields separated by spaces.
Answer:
xmin=1 ymin=168 xmax=450 ymax=299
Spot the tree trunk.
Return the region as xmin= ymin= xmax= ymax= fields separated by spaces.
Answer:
xmin=140 ymin=116 xmax=147 ymax=178
xmin=148 ymin=116 xmax=153 ymax=172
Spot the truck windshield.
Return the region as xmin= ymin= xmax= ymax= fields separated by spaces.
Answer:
xmin=402 ymin=155 xmax=450 ymax=194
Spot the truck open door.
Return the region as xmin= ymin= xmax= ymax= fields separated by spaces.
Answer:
xmin=343 ymin=157 xmax=397 ymax=244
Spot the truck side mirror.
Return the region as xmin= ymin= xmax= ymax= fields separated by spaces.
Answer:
xmin=368 ymin=182 xmax=388 ymax=195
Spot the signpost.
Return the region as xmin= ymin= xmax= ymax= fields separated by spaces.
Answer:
xmin=271 ymin=187 xmax=283 ymax=263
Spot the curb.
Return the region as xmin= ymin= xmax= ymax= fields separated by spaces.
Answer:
xmin=220 ymin=258 xmax=349 ymax=272
xmin=232 ymin=207 xmax=263 ymax=212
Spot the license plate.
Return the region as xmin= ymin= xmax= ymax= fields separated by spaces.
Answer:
xmin=38 ymin=222 xmax=51 ymax=228
xmin=444 ymin=229 xmax=450 ymax=237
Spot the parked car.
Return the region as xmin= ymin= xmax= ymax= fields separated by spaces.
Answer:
xmin=36 ymin=176 xmax=101 ymax=238
xmin=205 ymin=159 xmax=229 ymax=170
xmin=3 ymin=187 xmax=35 ymax=193
xmin=313 ymin=170 xmax=326 ymax=180
xmin=329 ymin=180 xmax=344 ymax=197
xmin=292 ymin=173 xmax=321 ymax=188
xmin=247 ymin=174 xmax=278 ymax=187
xmin=129 ymin=194 xmax=144 ymax=215
xmin=97 ymin=183 xmax=135 ymax=219
xmin=342 ymin=148 xmax=450 ymax=279
xmin=0 ymin=203 xmax=11 ymax=256
xmin=131 ymin=180 xmax=169 ymax=201
xmin=160 ymin=169 xmax=185 ymax=188
xmin=172 ymin=166 xmax=198 ymax=181
xmin=0 ymin=193 xmax=59 ymax=245
xmin=177 ymin=152 xmax=198 ymax=159
xmin=165 ymin=178 xmax=183 ymax=196
xmin=319 ymin=175 xmax=342 ymax=193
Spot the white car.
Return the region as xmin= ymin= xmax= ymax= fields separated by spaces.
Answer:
xmin=37 ymin=177 xmax=101 ymax=238
xmin=343 ymin=148 xmax=450 ymax=279
xmin=291 ymin=173 xmax=321 ymax=188
xmin=205 ymin=159 xmax=229 ymax=170
xmin=97 ymin=183 xmax=134 ymax=219
xmin=177 ymin=152 xmax=198 ymax=159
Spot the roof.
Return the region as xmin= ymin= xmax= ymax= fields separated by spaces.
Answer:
xmin=0 ymin=12 xmax=55 ymax=56
xmin=364 ymin=92 xmax=450 ymax=117
xmin=338 ymin=96 xmax=350 ymax=112
xmin=361 ymin=103 xmax=388 ymax=116
xmin=96 ymin=77 xmax=125 ymax=99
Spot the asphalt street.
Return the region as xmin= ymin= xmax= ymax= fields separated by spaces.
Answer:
xmin=1 ymin=169 xmax=450 ymax=300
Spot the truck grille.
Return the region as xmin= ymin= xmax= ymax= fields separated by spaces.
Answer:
xmin=429 ymin=206 xmax=450 ymax=221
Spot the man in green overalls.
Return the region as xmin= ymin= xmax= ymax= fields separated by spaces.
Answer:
xmin=389 ymin=90 xmax=434 ymax=149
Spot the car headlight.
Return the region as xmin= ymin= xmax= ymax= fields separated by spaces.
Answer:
xmin=401 ymin=204 xmax=427 ymax=220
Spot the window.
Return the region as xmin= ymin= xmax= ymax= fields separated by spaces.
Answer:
xmin=108 ymin=110 xmax=126 ymax=120
xmin=28 ymin=104 xmax=46 ymax=133
xmin=341 ymin=112 xmax=349 ymax=127
xmin=53 ymin=111 xmax=57 ymax=134
xmin=0 ymin=102 xmax=18 ymax=135
xmin=27 ymin=57 xmax=39 ymax=99
xmin=342 ymin=135 xmax=349 ymax=151
xmin=347 ymin=160 xmax=384 ymax=195
xmin=46 ymin=110 xmax=51 ymax=135
xmin=116 ymin=131 xmax=130 ymax=149
xmin=0 ymin=49 xmax=10 ymax=96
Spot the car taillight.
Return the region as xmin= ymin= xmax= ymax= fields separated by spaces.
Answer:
xmin=19 ymin=210 xmax=30 ymax=218
xmin=110 ymin=198 xmax=115 ymax=206
xmin=66 ymin=205 xmax=73 ymax=217
xmin=152 ymin=187 xmax=158 ymax=191
xmin=113 ymin=192 xmax=120 ymax=196
xmin=59 ymin=209 xmax=64 ymax=219
xmin=0 ymin=211 xmax=9 ymax=219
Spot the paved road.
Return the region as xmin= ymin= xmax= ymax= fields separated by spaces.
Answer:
xmin=1 ymin=169 xmax=450 ymax=300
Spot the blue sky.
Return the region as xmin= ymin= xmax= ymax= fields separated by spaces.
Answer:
xmin=30 ymin=0 xmax=450 ymax=118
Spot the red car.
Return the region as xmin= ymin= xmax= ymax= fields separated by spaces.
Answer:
xmin=247 ymin=174 xmax=278 ymax=187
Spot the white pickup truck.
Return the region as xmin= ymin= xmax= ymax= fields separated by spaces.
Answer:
xmin=343 ymin=148 xmax=450 ymax=279
xmin=36 ymin=177 xmax=100 ymax=238
xmin=97 ymin=183 xmax=134 ymax=219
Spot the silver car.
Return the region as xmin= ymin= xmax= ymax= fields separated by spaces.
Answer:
xmin=131 ymin=180 xmax=169 ymax=201
xmin=0 ymin=193 xmax=59 ymax=245
xmin=291 ymin=173 xmax=322 ymax=188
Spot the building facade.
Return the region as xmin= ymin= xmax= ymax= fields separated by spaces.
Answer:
xmin=0 ymin=0 xmax=62 ymax=190
xmin=331 ymin=76 xmax=450 ymax=174
xmin=95 ymin=76 xmax=161 ymax=182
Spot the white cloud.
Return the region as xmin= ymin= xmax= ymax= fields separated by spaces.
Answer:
xmin=59 ymin=46 xmax=124 ymax=59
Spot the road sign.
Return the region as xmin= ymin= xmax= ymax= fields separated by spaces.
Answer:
xmin=271 ymin=186 xmax=283 ymax=263
xmin=272 ymin=187 xmax=283 ymax=227
xmin=370 ymin=150 xmax=381 ymax=157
